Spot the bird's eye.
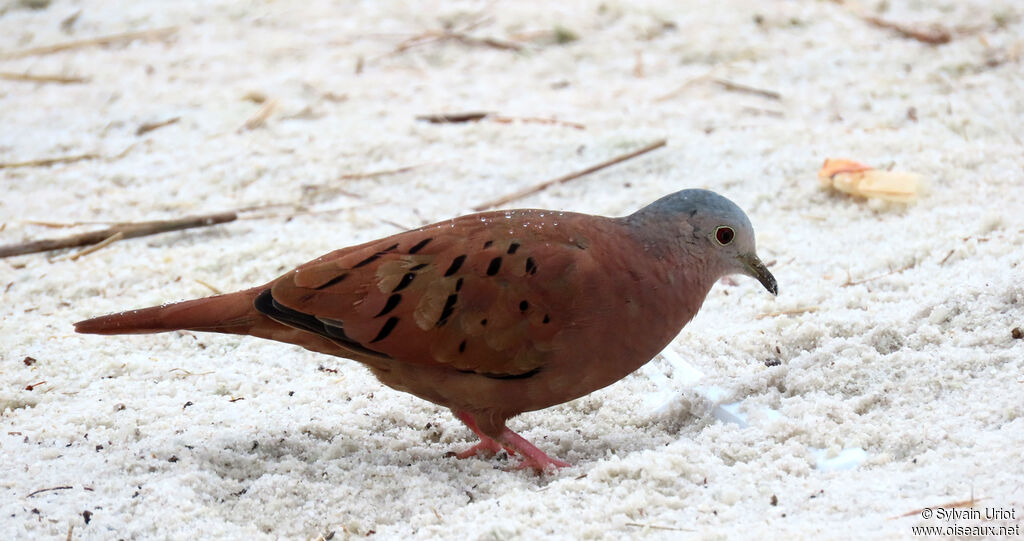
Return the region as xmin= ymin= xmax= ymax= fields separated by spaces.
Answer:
xmin=715 ymin=226 xmax=735 ymax=245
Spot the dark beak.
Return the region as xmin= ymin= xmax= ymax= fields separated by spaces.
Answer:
xmin=740 ymin=253 xmax=778 ymax=296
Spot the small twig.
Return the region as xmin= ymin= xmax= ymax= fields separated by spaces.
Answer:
xmin=27 ymin=485 xmax=73 ymax=497
xmin=861 ymin=15 xmax=952 ymax=44
xmin=241 ymin=99 xmax=280 ymax=130
xmin=338 ymin=164 xmax=422 ymax=181
xmin=713 ymin=78 xmax=782 ymax=100
xmin=417 ymin=112 xmax=585 ymax=130
xmin=0 ymin=27 xmax=178 ymax=60
xmin=624 ymin=522 xmax=694 ymax=532
xmin=67 ymin=231 xmax=124 ymax=260
xmin=938 ymin=249 xmax=955 ymax=266
xmin=0 ymin=143 xmax=135 ymax=170
xmin=0 ymin=211 xmax=237 ymax=258
xmin=473 ymin=139 xmax=667 ymax=211
xmin=168 ymin=368 xmax=214 ymax=377
xmin=194 ymin=278 xmax=223 ymax=295
xmin=895 ymin=496 xmax=988 ymax=518
xmin=449 ymin=32 xmax=524 ymax=51
xmin=136 ymin=116 xmax=180 ymax=136
xmin=842 ymin=261 xmax=916 ymax=287
xmin=740 ymin=106 xmax=784 ymax=118
xmin=66 ymin=523 xmax=73 ymax=541
xmin=654 ymin=70 xmax=715 ymax=102
xmin=0 ymin=71 xmax=88 ymax=84
xmin=756 ymin=306 xmax=820 ymax=319
xmin=417 ymin=111 xmax=490 ymax=124
xmin=490 ymin=116 xmax=586 ymax=130
xmin=0 ymin=153 xmax=99 ymax=170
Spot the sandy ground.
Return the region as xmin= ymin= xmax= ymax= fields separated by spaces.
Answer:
xmin=2 ymin=0 xmax=1023 ymax=539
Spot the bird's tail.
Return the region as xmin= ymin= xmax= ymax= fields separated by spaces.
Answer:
xmin=74 ymin=287 xmax=265 ymax=336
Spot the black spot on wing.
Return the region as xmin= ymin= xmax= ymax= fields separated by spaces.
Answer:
xmin=436 ymin=294 xmax=458 ymax=327
xmin=392 ymin=272 xmax=416 ymax=293
xmin=408 ymin=238 xmax=432 ymax=254
xmin=375 ymin=294 xmax=402 ymax=317
xmin=525 ymin=257 xmax=537 ymax=275
xmin=370 ymin=317 xmax=400 ymax=343
xmin=353 ymin=243 xmax=399 ymax=269
xmin=444 ymin=255 xmax=466 ymax=277
xmin=314 ymin=273 xmax=348 ymax=290
xmin=409 ymin=263 xmax=428 ymax=271
xmin=486 ymin=257 xmax=502 ymax=276
xmin=507 ymin=242 xmax=520 ymax=254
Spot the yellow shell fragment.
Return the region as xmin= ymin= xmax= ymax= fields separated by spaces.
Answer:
xmin=818 ymin=158 xmax=921 ymax=203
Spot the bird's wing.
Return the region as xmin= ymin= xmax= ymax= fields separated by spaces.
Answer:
xmin=264 ymin=212 xmax=598 ymax=377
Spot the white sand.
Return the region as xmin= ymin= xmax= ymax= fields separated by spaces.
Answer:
xmin=2 ymin=0 xmax=1023 ymax=538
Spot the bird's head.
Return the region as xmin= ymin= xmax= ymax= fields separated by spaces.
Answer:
xmin=628 ymin=188 xmax=777 ymax=296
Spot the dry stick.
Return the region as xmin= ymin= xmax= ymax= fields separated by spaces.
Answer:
xmin=0 ymin=72 xmax=88 ymax=84
xmin=0 ymin=27 xmax=178 ymax=60
xmin=473 ymin=139 xmax=668 ymax=211
xmin=490 ymin=116 xmax=586 ymax=130
xmin=0 ymin=153 xmax=99 ymax=170
xmin=861 ymin=15 xmax=951 ymax=45
xmin=417 ymin=112 xmax=585 ymax=129
xmin=713 ymin=78 xmax=782 ymax=100
xmin=0 ymin=143 xmax=135 ymax=170
xmin=67 ymin=231 xmax=124 ymax=260
xmin=417 ymin=111 xmax=491 ymax=124
xmin=896 ymin=497 xmax=988 ymax=518
xmin=241 ymin=99 xmax=279 ymax=131
xmin=0 ymin=212 xmax=236 ymax=259
xmin=136 ymin=116 xmax=180 ymax=136
xmin=27 ymin=485 xmax=74 ymax=497
xmin=756 ymin=306 xmax=820 ymax=319
xmin=338 ymin=164 xmax=421 ymax=180
xmin=841 ymin=261 xmax=916 ymax=287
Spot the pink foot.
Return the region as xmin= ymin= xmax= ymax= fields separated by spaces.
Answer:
xmin=453 ymin=411 xmax=570 ymax=473
xmin=454 ymin=438 xmax=505 ymax=459
xmin=498 ymin=427 xmax=571 ymax=472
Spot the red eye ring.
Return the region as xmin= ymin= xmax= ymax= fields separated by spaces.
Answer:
xmin=715 ymin=226 xmax=735 ymax=245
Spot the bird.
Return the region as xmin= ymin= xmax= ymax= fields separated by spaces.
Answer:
xmin=75 ymin=188 xmax=777 ymax=472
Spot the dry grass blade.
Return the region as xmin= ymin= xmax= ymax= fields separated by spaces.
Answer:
xmin=0 ymin=27 xmax=178 ymax=60
xmin=241 ymin=99 xmax=280 ymax=130
xmin=137 ymin=117 xmax=181 ymax=136
xmin=0 ymin=71 xmax=88 ymax=84
xmin=0 ymin=153 xmax=99 ymax=169
xmin=713 ymin=78 xmax=782 ymax=100
xmin=0 ymin=211 xmax=237 ymax=259
xmin=67 ymin=231 xmax=124 ymax=260
xmin=338 ymin=164 xmax=421 ymax=181
xmin=895 ymin=497 xmax=988 ymax=518
xmin=473 ymin=139 xmax=667 ymax=211
xmin=490 ymin=116 xmax=585 ymax=130
xmin=862 ymin=16 xmax=952 ymax=44
xmin=756 ymin=306 xmax=820 ymax=319
xmin=417 ymin=111 xmax=490 ymax=124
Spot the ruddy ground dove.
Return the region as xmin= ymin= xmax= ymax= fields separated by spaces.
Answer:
xmin=76 ymin=189 xmax=777 ymax=471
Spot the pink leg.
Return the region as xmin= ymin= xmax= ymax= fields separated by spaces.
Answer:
xmin=497 ymin=427 xmax=570 ymax=471
xmin=453 ymin=411 xmax=514 ymax=458
xmin=453 ymin=411 xmax=570 ymax=472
